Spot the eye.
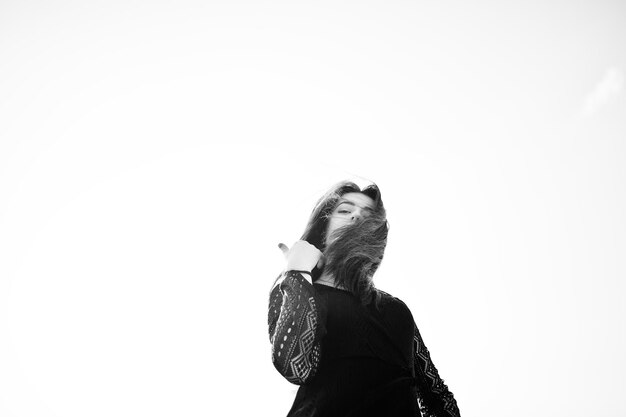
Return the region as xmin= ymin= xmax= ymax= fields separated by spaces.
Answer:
xmin=338 ymin=210 xmax=350 ymax=214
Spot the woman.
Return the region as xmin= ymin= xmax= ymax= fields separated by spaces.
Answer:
xmin=268 ymin=181 xmax=461 ymax=416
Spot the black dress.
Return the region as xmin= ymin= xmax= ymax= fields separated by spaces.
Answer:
xmin=268 ymin=270 xmax=461 ymax=417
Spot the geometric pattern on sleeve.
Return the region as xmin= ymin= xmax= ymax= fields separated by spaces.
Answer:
xmin=413 ymin=324 xmax=461 ymax=417
xmin=286 ymin=297 xmax=321 ymax=384
xmin=270 ymin=271 xmax=323 ymax=386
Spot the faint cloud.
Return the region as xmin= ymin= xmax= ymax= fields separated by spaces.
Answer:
xmin=582 ymin=67 xmax=624 ymax=117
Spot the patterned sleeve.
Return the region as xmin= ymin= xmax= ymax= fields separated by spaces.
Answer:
xmin=267 ymin=270 xmax=326 ymax=385
xmin=412 ymin=322 xmax=461 ymax=417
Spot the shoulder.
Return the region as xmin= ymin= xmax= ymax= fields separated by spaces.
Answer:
xmin=373 ymin=288 xmax=415 ymax=324
xmin=373 ymin=288 xmax=416 ymax=361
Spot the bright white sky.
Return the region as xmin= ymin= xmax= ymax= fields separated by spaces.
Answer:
xmin=1 ymin=1 xmax=625 ymax=416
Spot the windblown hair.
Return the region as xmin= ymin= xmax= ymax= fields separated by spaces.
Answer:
xmin=300 ymin=181 xmax=389 ymax=307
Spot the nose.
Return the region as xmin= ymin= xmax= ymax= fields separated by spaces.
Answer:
xmin=351 ymin=210 xmax=363 ymax=222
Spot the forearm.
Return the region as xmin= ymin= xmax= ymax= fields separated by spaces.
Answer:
xmin=269 ymin=270 xmax=325 ymax=385
xmin=413 ymin=323 xmax=461 ymax=417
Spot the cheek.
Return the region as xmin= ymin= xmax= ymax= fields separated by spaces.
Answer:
xmin=326 ymin=217 xmax=347 ymax=236
xmin=325 ymin=218 xmax=337 ymax=235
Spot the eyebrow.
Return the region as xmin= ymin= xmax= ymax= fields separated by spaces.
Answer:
xmin=336 ymin=200 xmax=374 ymax=212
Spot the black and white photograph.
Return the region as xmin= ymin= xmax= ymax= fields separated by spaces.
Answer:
xmin=0 ymin=1 xmax=624 ymax=416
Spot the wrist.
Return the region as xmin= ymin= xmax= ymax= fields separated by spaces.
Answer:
xmin=285 ymin=269 xmax=313 ymax=284
xmin=286 ymin=269 xmax=312 ymax=276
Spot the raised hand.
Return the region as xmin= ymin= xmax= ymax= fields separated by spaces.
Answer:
xmin=278 ymin=240 xmax=325 ymax=273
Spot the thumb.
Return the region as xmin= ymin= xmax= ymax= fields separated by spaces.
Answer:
xmin=278 ymin=242 xmax=289 ymax=258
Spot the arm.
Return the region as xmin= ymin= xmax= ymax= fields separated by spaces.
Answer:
xmin=413 ymin=323 xmax=461 ymax=417
xmin=267 ymin=273 xmax=285 ymax=338
xmin=268 ymin=270 xmax=326 ymax=385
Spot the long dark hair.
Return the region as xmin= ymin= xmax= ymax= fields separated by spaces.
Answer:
xmin=300 ymin=181 xmax=389 ymax=306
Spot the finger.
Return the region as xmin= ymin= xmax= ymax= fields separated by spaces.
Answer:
xmin=278 ymin=242 xmax=289 ymax=257
xmin=316 ymin=253 xmax=325 ymax=269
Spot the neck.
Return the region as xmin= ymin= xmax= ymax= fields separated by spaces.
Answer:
xmin=316 ymin=271 xmax=334 ymax=286
xmin=316 ymin=270 xmax=345 ymax=289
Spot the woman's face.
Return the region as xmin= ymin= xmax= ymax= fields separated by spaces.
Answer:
xmin=324 ymin=192 xmax=375 ymax=247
